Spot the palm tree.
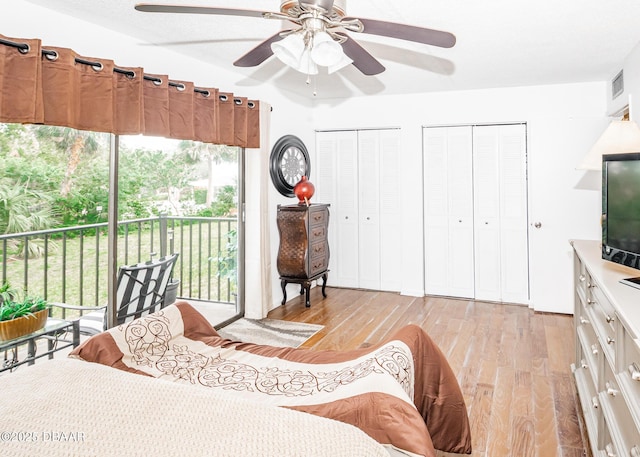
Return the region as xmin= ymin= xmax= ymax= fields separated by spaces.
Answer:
xmin=34 ymin=126 xmax=102 ymax=197
xmin=0 ymin=178 xmax=56 ymax=257
xmin=178 ymin=141 xmax=237 ymax=205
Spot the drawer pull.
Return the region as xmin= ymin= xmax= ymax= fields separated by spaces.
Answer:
xmin=579 ymin=274 xmax=586 ymax=282
xmin=592 ymin=396 xmax=599 ymax=409
xmin=605 ymin=443 xmax=616 ymax=457
xmin=607 ymin=336 xmax=615 ymax=345
xmin=580 ymin=359 xmax=588 ymax=369
xmin=580 ymin=317 xmax=590 ymax=325
xmin=605 ymin=381 xmax=619 ymax=397
xmin=628 ymin=363 xmax=640 ymax=381
xmin=591 ymin=344 xmax=599 ymax=355
xmin=631 ymin=445 xmax=640 ymax=457
xmin=587 ymin=298 xmax=596 ymax=305
xmin=605 ymin=314 xmax=615 ymax=323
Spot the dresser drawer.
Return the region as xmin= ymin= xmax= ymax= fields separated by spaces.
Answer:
xmin=309 ymin=225 xmax=327 ymax=242
xmin=309 ymin=255 xmax=328 ymax=276
xmin=310 ymin=240 xmax=328 ymax=260
xmin=586 ymin=288 xmax=617 ymax=366
xmin=575 ymin=256 xmax=588 ymax=300
xmin=309 ymin=207 xmax=328 ymax=227
xmin=601 ymin=360 xmax=640 ymax=456
xmin=599 ymin=418 xmax=619 ymax=457
xmin=619 ymin=325 xmax=640 ymax=432
xmin=590 ymin=283 xmax=617 ymax=335
xmin=577 ymin=332 xmax=600 ymax=390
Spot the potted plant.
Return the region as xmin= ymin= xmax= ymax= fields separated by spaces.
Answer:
xmin=0 ymin=283 xmax=49 ymax=341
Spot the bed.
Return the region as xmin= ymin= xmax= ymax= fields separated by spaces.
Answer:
xmin=1 ymin=301 xmax=471 ymax=457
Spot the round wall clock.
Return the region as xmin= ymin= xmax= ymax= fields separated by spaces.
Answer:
xmin=269 ymin=135 xmax=311 ymax=197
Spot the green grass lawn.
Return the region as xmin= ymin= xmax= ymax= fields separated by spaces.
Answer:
xmin=1 ymin=219 xmax=237 ymax=319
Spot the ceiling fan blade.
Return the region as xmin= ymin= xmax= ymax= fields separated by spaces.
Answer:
xmin=135 ymin=3 xmax=268 ymax=18
xmin=234 ymin=32 xmax=285 ymax=67
xmin=338 ymin=34 xmax=385 ymax=76
xmin=347 ymin=17 xmax=456 ymax=48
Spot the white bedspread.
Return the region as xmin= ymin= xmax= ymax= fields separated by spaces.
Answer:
xmin=0 ymin=358 xmax=390 ymax=457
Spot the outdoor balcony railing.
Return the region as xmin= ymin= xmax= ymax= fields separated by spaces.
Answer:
xmin=0 ymin=214 xmax=237 ymax=319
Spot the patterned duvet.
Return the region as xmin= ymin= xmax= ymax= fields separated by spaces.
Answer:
xmin=70 ymin=301 xmax=472 ymax=457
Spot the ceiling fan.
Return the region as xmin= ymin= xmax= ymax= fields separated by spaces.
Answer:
xmin=134 ymin=0 xmax=456 ymax=76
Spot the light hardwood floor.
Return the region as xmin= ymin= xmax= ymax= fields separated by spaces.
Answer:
xmin=267 ymin=286 xmax=588 ymax=457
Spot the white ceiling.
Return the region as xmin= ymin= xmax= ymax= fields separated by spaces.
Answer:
xmin=21 ymin=0 xmax=640 ymax=100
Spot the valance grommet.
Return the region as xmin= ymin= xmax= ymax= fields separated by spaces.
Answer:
xmin=43 ymin=49 xmax=58 ymax=61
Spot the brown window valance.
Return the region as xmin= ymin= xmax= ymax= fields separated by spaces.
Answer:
xmin=0 ymin=34 xmax=260 ymax=148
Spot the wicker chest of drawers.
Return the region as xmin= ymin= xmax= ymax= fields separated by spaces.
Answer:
xmin=276 ymin=203 xmax=329 ymax=307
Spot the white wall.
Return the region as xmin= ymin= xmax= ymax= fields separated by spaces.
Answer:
xmin=310 ymin=82 xmax=607 ymax=313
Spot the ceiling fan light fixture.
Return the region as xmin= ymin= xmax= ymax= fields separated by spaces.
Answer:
xmin=296 ymin=49 xmax=319 ymax=75
xmin=327 ymin=52 xmax=352 ymax=74
xmin=271 ymin=33 xmax=305 ymax=68
xmin=309 ymin=31 xmax=344 ymax=66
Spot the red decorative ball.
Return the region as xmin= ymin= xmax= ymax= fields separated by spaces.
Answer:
xmin=294 ymin=176 xmax=315 ymax=204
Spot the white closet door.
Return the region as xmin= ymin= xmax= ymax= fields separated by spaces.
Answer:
xmin=423 ymin=126 xmax=474 ymax=298
xmin=447 ymin=128 xmax=475 ymax=298
xmin=379 ymin=129 xmax=402 ymax=291
xmin=357 ymin=130 xmax=381 ymax=290
xmin=334 ymin=131 xmax=360 ymax=288
xmin=315 ymin=132 xmax=339 ymax=282
xmin=473 ymin=124 xmax=529 ymax=303
xmin=316 ymin=128 xmax=401 ymax=292
xmin=496 ymin=124 xmax=529 ymax=303
xmin=473 ymin=127 xmax=502 ymax=301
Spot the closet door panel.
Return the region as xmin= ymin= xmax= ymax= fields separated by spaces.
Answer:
xmin=447 ymin=127 xmax=475 ymax=298
xmin=423 ymin=126 xmax=474 ymax=297
xmin=335 ymin=131 xmax=360 ymax=288
xmin=357 ymin=130 xmax=381 ymax=290
xmin=473 ymin=126 xmax=502 ymax=301
xmin=379 ymin=129 xmax=402 ymax=291
xmin=498 ymin=124 xmax=529 ymax=303
xmin=315 ymin=132 xmax=339 ymax=282
xmin=424 ymin=127 xmax=452 ymax=295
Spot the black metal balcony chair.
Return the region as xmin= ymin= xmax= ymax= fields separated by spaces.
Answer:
xmin=52 ymin=253 xmax=179 ymax=335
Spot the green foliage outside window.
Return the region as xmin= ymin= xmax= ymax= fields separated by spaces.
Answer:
xmin=0 ymin=123 xmax=239 ymax=260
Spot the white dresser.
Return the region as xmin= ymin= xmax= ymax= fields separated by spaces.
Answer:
xmin=572 ymin=240 xmax=640 ymax=456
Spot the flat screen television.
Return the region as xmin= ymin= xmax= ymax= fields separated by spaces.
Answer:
xmin=602 ymin=152 xmax=640 ymax=287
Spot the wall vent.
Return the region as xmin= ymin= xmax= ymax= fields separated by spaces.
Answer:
xmin=612 ymin=70 xmax=624 ymax=100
